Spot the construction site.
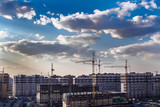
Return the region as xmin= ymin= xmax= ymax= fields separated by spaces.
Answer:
xmin=2 ymin=52 xmax=160 ymax=107
xmin=36 ymin=84 xmax=99 ymax=106
xmin=35 ymin=52 xmax=132 ymax=107
xmin=62 ymin=91 xmax=127 ymax=107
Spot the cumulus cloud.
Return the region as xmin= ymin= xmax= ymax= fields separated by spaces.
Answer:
xmin=34 ymin=34 xmax=45 ymax=40
xmin=16 ymin=8 xmax=36 ymax=20
xmin=0 ymin=39 xmax=93 ymax=59
xmin=0 ymin=0 xmax=36 ymax=20
xmin=51 ymin=10 xmax=132 ymax=33
xmin=40 ymin=1 xmax=160 ymax=39
xmin=47 ymin=11 xmax=54 ymax=16
xmin=33 ymin=1 xmax=138 ymax=35
xmin=57 ymin=33 xmax=100 ymax=46
xmin=0 ymin=33 xmax=99 ymax=60
xmin=47 ymin=0 xmax=159 ymax=39
xmin=104 ymin=33 xmax=160 ymax=59
xmin=109 ymin=41 xmax=160 ymax=56
xmin=0 ymin=31 xmax=9 ymax=39
xmin=150 ymin=33 xmax=160 ymax=43
xmin=27 ymin=33 xmax=45 ymax=40
xmin=140 ymin=0 xmax=158 ymax=10
xmin=51 ymin=9 xmax=160 ymax=38
xmin=34 ymin=15 xmax=51 ymax=25
xmin=115 ymin=1 xmax=138 ymax=18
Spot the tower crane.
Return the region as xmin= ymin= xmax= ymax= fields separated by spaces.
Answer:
xmin=104 ymin=60 xmax=130 ymax=100
xmin=75 ymin=52 xmax=97 ymax=107
xmin=51 ymin=63 xmax=55 ymax=77
xmin=48 ymin=63 xmax=55 ymax=107
xmin=97 ymin=59 xmax=102 ymax=86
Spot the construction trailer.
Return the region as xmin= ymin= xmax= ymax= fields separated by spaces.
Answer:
xmin=62 ymin=91 xmax=128 ymax=107
xmin=36 ymin=84 xmax=99 ymax=106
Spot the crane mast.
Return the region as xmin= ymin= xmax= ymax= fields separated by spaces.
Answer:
xmin=98 ymin=59 xmax=101 ymax=86
xmin=92 ymin=52 xmax=95 ymax=107
xmin=125 ymin=60 xmax=129 ymax=100
xmin=49 ymin=63 xmax=55 ymax=107
xmin=104 ymin=59 xmax=130 ymax=100
xmin=75 ymin=52 xmax=96 ymax=107
xmin=51 ymin=63 xmax=54 ymax=77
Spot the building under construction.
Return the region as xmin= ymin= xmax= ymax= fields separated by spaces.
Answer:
xmin=62 ymin=91 xmax=127 ymax=107
xmin=36 ymin=84 xmax=99 ymax=106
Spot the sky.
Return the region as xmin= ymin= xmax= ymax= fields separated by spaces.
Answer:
xmin=0 ymin=0 xmax=160 ymax=77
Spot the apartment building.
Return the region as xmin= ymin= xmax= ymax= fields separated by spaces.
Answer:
xmin=0 ymin=73 xmax=9 ymax=98
xmin=75 ymin=75 xmax=92 ymax=86
xmin=13 ymin=74 xmax=75 ymax=97
xmin=151 ymin=74 xmax=160 ymax=98
xmin=121 ymin=72 xmax=154 ymax=99
xmin=97 ymin=73 xmax=121 ymax=92
xmin=75 ymin=73 xmax=121 ymax=92
xmin=13 ymin=75 xmax=46 ymax=97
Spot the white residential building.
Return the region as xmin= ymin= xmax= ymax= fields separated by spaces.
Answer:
xmin=151 ymin=74 xmax=160 ymax=98
xmin=13 ymin=75 xmax=48 ymax=97
xmin=13 ymin=75 xmax=75 ymax=97
xmin=14 ymin=72 xmax=160 ymax=99
xmin=75 ymin=73 xmax=121 ymax=92
xmin=75 ymin=75 xmax=92 ymax=86
xmin=97 ymin=73 xmax=121 ymax=92
xmin=121 ymin=72 xmax=154 ymax=99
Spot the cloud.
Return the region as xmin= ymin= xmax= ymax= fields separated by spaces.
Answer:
xmin=2 ymin=15 xmax=13 ymax=20
xmin=0 ymin=33 xmax=99 ymax=60
xmin=34 ymin=15 xmax=51 ymax=25
xmin=27 ymin=33 xmax=45 ymax=40
xmin=0 ymin=39 xmax=93 ymax=59
xmin=24 ymin=0 xmax=30 ymax=2
xmin=109 ymin=41 xmax=160 ymax=56
xmin=16 ymin=7 xmax=36 ymax=20
xmin=57 ymin=33 xmax=100 ymax=46
xmin=33 ymin=0 xmax=156 ymax=39
xmin=115 ymin=1 xmax=138 ymax=18
xmin=47 ymin=11 xmax=54 ymax=16
xmin=34 ymin=34 xmax=45 ymax=40
xmin=140 ymin=0 xmax=158 ymax=10
xmin=48 ymin=0 xmax=160 ymax=39
xmin=150 ymin=33 xmax=160 ymax=43
xmin=43 ymin=4 xmax=46 ymax=7
xmin=105 ymin=33 xmax=160 ymax=59
xmin=0 ymin=0 xmax=36 ymax=20
xmin=51 ymin=9 xmax=160 ymax=38
xmin=51 ymin=10 xmax=131 ymax=33
xmin=33 ymin=1 xmax=137 ymax=34
xmin=0 ymin=31 xmax=9 ymax=39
